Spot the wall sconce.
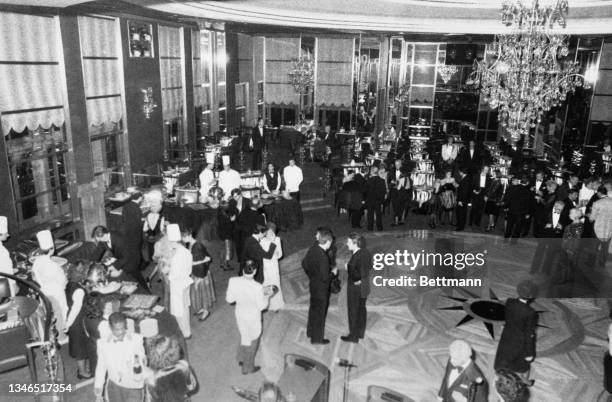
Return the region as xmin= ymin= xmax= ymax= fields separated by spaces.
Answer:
xmin=142 ymin=87 xmax=157 ymax=119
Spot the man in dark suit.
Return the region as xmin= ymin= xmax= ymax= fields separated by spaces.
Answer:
xmin=457 ymin=140 xmax=482 ymax=175
xmin=531 ymin=200 xmax=570 ymax=276
xmin=302 ymin=230 xmax=335 ymax=344
xmin=388 ymin=159 xmax=411 ymax=227
xmin=438 ymin=340 xmax=489 ymax=402
xmin=455 ymin=170 xmax=471 ymax=232
xmin=320 ymin=124 xmax=336 ymax=148
xmin=240 ymin=224 xmax=278 ymax=284
xmin=504 ymin=176 xmax=532 ymax=243
xmin=494 ymin=281 xmax=538 ymax=380
xmin=341 ymin=232 xmax=372 ymax=343
xmin=469 ymin=166 xmax=491 ymax=229
xmin=235 ymin=197 xmax=266 ymax=258
xmin=121 ymin=191 xmax=143 ymax=269
xmin=341 ymin=171 xmax=364 ymax=228
xmin=91 ymin=225 xmax=148 ymax=289
xmin=247 ymin=118 xmax=265 ymax=170
xmin=229 ymin=189 xmax=251 ymax=262
xmin=364 ymin=166 xmax=387 ymax=231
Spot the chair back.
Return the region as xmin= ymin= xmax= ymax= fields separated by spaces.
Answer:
xmin=0 ymin=325 xmax=30 ymax=375
xmin=284 ymin=354 xmax=329 ymax=402
xmin=367 ymin=385 xmax=414 ymax=402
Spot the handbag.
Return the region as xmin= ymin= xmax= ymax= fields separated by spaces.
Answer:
xmin=330 ymin=272 xmax=342 ymax=294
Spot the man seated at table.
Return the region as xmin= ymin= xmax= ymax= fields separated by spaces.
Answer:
xmin=95 ymin=312 xmax=146 ymax=402
xmin=91 ymin=225 xmax=148 ymax=290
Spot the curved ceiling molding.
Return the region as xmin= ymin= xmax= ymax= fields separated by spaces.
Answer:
xmin=143 ymin=0 xmax=612 ymax=34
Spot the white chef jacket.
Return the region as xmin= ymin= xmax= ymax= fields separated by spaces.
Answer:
xmin=168 ymin=245 xmax=193 ymax=317
xmin=199 ymin=167 xmax=216 ymax=200
xmin=441 ymin=144 xmax=457 ymax=161
xmin=283 ymin=165 xmax=303 ymax=193
xmin=0 ymin=243 xmax=16 ymax=295
xmin=226 ymin=276 xmax=268 ymax=345
xmin=31 ymin=254 xmax=68 ymax=325
xmin=218 ymin=169 xmax=242 ymax=200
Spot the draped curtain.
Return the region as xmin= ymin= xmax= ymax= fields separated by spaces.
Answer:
xmin=159 ymin=26 xmax=185 ymax=121
xmin=0 ymin=12 xmax=65 ymax=135
xmin=78 ymin=16 xmax=123 ymax=130
xmin=265 ymin=37 xmax=299 ymax=105
xmin=316 ymin=38 xmax=354 ymax=108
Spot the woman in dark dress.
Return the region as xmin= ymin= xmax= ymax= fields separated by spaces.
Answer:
xmin=439 ymin=170 xmax=457 ymax=225
xmin=181 ymin=229 xmax=215 ymax=321
xmin=65 ymin=261 xmax=92 ymax=378
xmin=144 ymin=335 xmax=197 ymax=402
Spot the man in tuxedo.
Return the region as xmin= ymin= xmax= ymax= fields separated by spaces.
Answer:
xmin=229 ymin=189 xmax=251 ymax=262
xmin=469 ymin=166 xmax=490 ymax=229
xmin=240 ymin=224 xmax=278 ymax=284
xmin=236 ymin=197 xmax=266 ymax=260
xmin=364 ymin=166 xmax=387 ymax=231
xmin=121 ymin=191 xmax=143 ymax=269
xmin=320 ymin=124 xmax=336 ymax=148
xmin=342 ymin=171 xmax=364 ymax=228
xmin=92 ymin=225 xmax=148 ymax=289
xmin=494 ymin=281 xmax=538 ymax=381
xmin=455 ymin=170 xmax=471 ymax=232
xmin=458 ymin=140 xmax=481 ymax=175
xmin=438 ymin=340 xmax=488 ymax=402
xmin=248 ymin=118 xmax=265 ymax=170
xmin=388 ymin=159 xmax=411 ymax=227
xmin=531 ymin=201 xmax=569 ymax=276
xmin=302 ymin=230 xmax=335 ymax=344
xmin=504 ymin=176 xmax=532 ymax=243
xmin=341 ymin=232 xmax=372 ymax=343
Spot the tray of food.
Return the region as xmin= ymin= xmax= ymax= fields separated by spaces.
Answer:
xmin=122 ymin=294 xmax=159 ymax=310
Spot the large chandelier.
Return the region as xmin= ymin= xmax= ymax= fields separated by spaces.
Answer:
xmin=468 ymin=0 xmax=588 ymax=145
xmin=288 ymin=55 xmax=315 ymax=95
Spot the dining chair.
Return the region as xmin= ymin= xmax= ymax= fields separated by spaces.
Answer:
xmin=284 ymin=354 xmax=330 ymax=402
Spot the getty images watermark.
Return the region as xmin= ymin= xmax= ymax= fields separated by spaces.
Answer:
xmin=371 ymin=250 xmax=487 ymax=288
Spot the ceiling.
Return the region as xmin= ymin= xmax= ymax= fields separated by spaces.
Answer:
xmin=4 ymin=0 xmax=612 ymax=34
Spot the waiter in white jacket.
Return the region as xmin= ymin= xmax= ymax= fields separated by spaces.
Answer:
xmin=218 ymin=155 xmax=242 ymax=201
xmin=283 ymin=158 xmax=303 ymax=202
xmin=199 ymin=152 xmax=217 ymax=202
xmin=31 ymin=230 xmax=68 ymax=334
xmin=0 ymin=216 xmax=16 ymax=295
xmin=164 ymin=224 xmax=194 ymax=338
xmin=226 ymin=260 xmax=273 ymax=375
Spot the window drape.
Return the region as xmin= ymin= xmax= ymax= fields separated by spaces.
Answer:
xmin=315 ymin=38 xmax=354 ymax=108
xmin=265 ymin=37 xmax=300 ymax=105
xmin=78 ymin=16 xmax=123 ymax=130
xmin=159 ymin=25 xmax=185 ymax=121
xmin=0 ymin=12 xmax=66 ymax=135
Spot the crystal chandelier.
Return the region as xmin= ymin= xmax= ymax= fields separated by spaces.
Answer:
xmin=438 ymin=65 xmax=458 ymax=84
xmin=288 ymin=55 xmax=315 ymax=94
xmin=467 ymin=0 xmax=588 ymax=145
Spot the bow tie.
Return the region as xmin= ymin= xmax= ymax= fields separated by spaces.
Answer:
xmin=450 ymin=364 xmax=463 ymax=371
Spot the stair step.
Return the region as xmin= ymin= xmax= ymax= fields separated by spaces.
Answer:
xmin=300 ymin=197 xmax=325 ymax=204
xmin=302 ymin=205 xmax=333 ymax=212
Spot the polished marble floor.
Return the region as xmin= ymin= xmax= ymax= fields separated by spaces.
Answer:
xmin=259 ymin=229 xmax=611 ymax=402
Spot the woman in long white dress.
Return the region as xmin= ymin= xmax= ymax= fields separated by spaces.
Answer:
xmin=260 ymin=222 xmax=284 ymax=311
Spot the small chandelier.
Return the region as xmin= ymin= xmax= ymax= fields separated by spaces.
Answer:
xmin=142 ymin=87 xmax=157 ymax=119
xmin=288 ymin=56 xmax=315 ymax=94
xmin=468 ymin=0 xmax=588 ymax=146
xmin=438 ymin=65 xmax=458 ymax=84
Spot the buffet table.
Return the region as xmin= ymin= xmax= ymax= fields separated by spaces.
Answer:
xmin=163 ymin=203 xmax=219 ymax=241
xmin=261 ymin=198 xmax=303 ymax=231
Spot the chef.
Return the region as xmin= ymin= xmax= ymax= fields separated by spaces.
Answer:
xmin=163 ymin=224 xmax=193 ymax=338
xmin=0 ymin=216 xmax=16 ymax=295
xmin=31 ymin=229 xmax=68 ymax=334
xmin=218 ymin=155 xmax=242 ymax=201
xmin=199 ymin=152 xmax=217 ymax=202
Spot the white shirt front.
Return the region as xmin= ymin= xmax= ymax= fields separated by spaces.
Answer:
xmin=535 ymin=180 xmax=543 ymax=192
xmin=199 ymin=168 xmax=216 ymax=198
xmin=441 ymin=144 xmax=457 ymax=161
xmin=218 ymin=169 xmax=242 ymax=200
xmin=0 ymin=243 xmax=15 ymax=295
xmin=283 ymin=165 xmax=303 ymax=193
xmin=95 ymin=332 xmax=145 ymax=390
xmin=143 ymin=212 xmax=164 ymax=233
xmin=479 ymin=174 xmax=487 ymax=188
xmin=395 ymin=170 xmax=401 ymax=181
xmin=469 ymin=149 xmax=474 ymax=159
xmin=226 ymin=276 xmax=268 ymax=345
xmin=552 ymin=210 xmax=561 ymax=228
xmin=447 ymin=360 xmax=471 ymax=387
xmin=579 ymin=185 xmax=595 ymax=204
